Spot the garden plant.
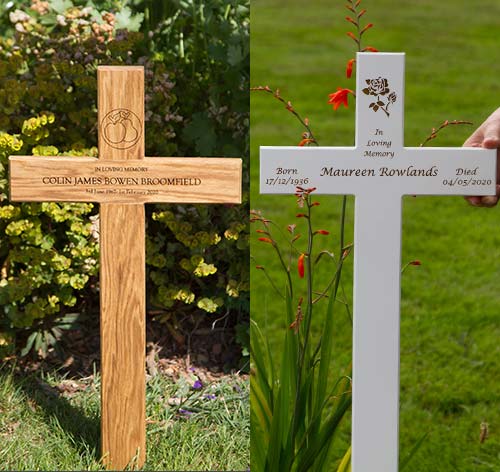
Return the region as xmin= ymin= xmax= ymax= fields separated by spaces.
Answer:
xmin=250 ymin=0 xmax=498 ymax=470
xmin=0 ymin=0 xmax=249 ymax=363
xmin=0 ymin=0 xmax=250 ymax=470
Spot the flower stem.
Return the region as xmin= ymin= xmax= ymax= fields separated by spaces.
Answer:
xmin=351 ymin=0 xmax=363 ymax=52
xmin=290 ymin=193 xmax=315 ymax=448
xmin=420 ymin=120 xmax=473 ymax=147
xmin=339 ymin=196 xmax=347 ymax=256
xmin=311 ymin=195 xmax=349 ymax=361
xmin=273 ymin=242 xmax=294 ymax=301
xmin=250 ymin=86 xmax=318 ymax=144
xmin=251 ymin=257 xmax=285 ymax=300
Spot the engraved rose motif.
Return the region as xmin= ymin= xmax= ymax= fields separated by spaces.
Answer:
xmin=362 ymin=77 xmax=397 ymax=117
xmin=364 ymin=77 xmax=389 ymax=96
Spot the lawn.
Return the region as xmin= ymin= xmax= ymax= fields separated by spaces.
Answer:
xmin=250 ymin=0 xmax=500 ymax=470
xmin=0 ymin=362 xmax=249 ymax=471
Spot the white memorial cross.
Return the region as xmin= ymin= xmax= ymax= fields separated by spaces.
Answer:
xmin=260 ymin=52 xmax=496 ymax=471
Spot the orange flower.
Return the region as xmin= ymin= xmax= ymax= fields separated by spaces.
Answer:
xmin=298 ymin=138 xmax=314 ymax=146
xmin=362 ymin=46 xmax=378 ymax=52
xmin=410 ymin=260 xmax=422 ymax=266
xmin=258 ymin=237 xmax=273 ymax=244
xmin=360 ymin=23 xmax=374 ymax=34
xmin=298 ymin=253 xmax=305 ymax=278
xmin=346 ymin=58 xmax=355 ymax=79
xmin=346 ymin=31 xmax=358 ymax=42
xmin=316 ymin=229 xmax=330 ymax=235
xmin=328 ymin=88 xmax=353 ymax=111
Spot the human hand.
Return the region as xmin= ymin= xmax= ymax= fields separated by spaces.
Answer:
xmin=463 ymin=107 xmax=500 ymax=207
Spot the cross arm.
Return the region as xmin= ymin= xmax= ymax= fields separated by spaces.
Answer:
xmin=401 ymin=147 xmax=496 ymax=196
xmin=260 ymin=146 xmax=496 ymax=198
xmin=260 ymin=146 xmax=358 ymax=195
xmin=9 ymin=156 xmax=242 ymax=204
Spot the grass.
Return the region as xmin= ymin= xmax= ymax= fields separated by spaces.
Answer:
xmin=250 ymin=0 xmax=500 ymax=470
xmin=0 ymin=362 xmax=249 ymax=471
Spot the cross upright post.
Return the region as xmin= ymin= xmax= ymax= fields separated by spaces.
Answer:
xmin=260 ymin=52 xmax=496 ymax=471
xmin=9 ymin=66 xmax=242 ymax=470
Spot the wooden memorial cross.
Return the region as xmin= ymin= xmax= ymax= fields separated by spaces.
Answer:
xmin=9 ymin=66 xmax=242 ymax=470
xmin=260 ymin=53 xmax=496 ymax=471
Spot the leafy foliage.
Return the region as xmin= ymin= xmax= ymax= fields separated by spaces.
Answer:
xmin=145 ymin=0 xmax=250 ymax=363
xmin=0 ymin=123 xmax=99 ymax=357
xmin=250 ymin=194 xmax=352 ymax=471
xmin=0 ymin=0 xmax=249 ymax=359
xmin=145 ymin=0 xmax=250 ymax=159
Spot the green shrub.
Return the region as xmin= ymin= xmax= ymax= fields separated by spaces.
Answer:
xmin=0 ymin=0 xmax=249 ymax=359
xmin=0 ymin=118 xmax=99 ymax=356
xmin=145 ymin=0 xmax=250 ymax=362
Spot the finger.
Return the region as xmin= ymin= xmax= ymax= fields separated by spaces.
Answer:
xmin=465 ymin=195 xmax=482 ymax=206
xmin=480 ymin=195 xmax=498 ymax=207
xmin=482 ymin=135 xmax=500 ymax=149
xmin=465 ymin=185 xmax=500 ymax=207
xmin=463 ymin=134 xmax=484 ymax=148
xmin=463 ymin=123 xmax=486 ymax=147
xmin=479 ymin=184 xmax=500 ymax=207
xmin=481 ymin=114 xmax=500 ymax=148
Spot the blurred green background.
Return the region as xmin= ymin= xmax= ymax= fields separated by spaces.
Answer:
xmin=251 ymin=0 xmax=500 ymax=470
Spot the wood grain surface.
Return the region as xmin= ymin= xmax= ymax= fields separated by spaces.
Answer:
xmin=8 ymin=65 xmax=243 ymax=470
xmin=9 ymin=156 xmax=242 ymax=204
xmin=98 ymin=66 xmax=144 ymax=160
xmin=98 ymin=66 xmax=146 ymax=470
xmin=100 ymin=204 xmax=146 ymax=470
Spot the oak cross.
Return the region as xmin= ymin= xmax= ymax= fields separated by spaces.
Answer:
xmin=9 ymin=66 xmax=242 ymax=470
xmin=260 ymin=53 xmax=496 ymax=472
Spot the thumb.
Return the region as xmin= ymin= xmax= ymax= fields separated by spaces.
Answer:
xmin=482 ymin=121 xmax=500 ymax=149
xmin=463 ymin=128 xmax=484 ymax=148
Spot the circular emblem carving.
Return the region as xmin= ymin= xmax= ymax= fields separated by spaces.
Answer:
xmin=101 ymin=108 xmax=142 ymax=150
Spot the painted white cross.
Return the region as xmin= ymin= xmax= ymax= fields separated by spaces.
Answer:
xmin=260 ymin=52 xmax=496 ymax=471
